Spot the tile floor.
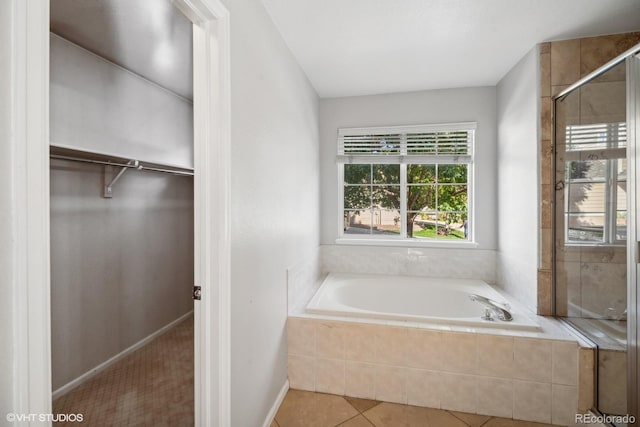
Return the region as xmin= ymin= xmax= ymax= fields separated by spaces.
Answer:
xmin=271 ymin=390 xmax=565 ymax=427
xmin=53 ymin=315 xmax=193 ymax=426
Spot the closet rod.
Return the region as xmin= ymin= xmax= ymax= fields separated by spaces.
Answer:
xmin=50 ymin=153 xmax=194 ymax=176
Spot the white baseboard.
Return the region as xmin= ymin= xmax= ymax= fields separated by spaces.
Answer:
xmin=52 ymin=310 xmax=194 ymax=400
xmin=262 ymin=379 xmax=289 ymax=427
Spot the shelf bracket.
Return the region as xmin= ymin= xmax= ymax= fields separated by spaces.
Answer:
xmin=103 ymin=160 xmax=138 ymax=198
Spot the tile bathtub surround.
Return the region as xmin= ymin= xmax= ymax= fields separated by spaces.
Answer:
xmin=287 ymin=317 xmax=584 ymax=426
xmin=272 ymin=389 xmax=564 ymax=427
xmin=287 ymin=248 xmax=323 ymax=314
xmin=320 ymin=245 xmax=498 ymax=284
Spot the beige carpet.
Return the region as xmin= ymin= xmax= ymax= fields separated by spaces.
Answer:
xmin=53 ymin=315 xmax=193 ymax=426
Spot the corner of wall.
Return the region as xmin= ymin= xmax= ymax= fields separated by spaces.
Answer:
xmin=495 ymin=45 xmax=540 ymax=312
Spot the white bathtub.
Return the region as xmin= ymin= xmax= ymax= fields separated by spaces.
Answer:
xmin=306 ymin=273 xmax=540 ymax=331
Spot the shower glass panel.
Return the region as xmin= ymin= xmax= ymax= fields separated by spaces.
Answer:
xmin=554 ymin=61 xmax=628 ymax=420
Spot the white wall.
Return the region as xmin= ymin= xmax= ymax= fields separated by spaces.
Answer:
xmin=319 ymin=87 xmax=498 ymax=273
xmin=50 ymin=34 xmax=193 ymax=169
xmin=221 ymin=0 xmax=320 ymax=425
xmin=0 ymin=0 xmax=15 ymax=418
xmin=50 ymin=161 xmax=193 ymax=390
xmin=49 ymin=32 xmax=194 ymax=390
xmin=496 ymin=46 xmax=540 ymax=311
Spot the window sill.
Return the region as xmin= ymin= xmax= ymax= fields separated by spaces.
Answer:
xmin=335 ymin=237 xmax=480 ymax=249
xmin=563 ymin=242 xmax=626 ymax=248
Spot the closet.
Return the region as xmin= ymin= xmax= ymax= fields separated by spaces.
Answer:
xmin=49 ymin=1 xmax=195 ymax=423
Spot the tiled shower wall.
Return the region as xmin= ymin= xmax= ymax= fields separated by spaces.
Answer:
xmin=538 ymin=32 xmax=640 ymax=315
xmin=287 ymin=317 xmax=590 ymax=426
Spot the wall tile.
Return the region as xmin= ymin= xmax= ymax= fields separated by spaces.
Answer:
xmin=555 ymin=85 xmax=581 ymax=133
xmin=540 ymin=97 xmax=552 ymax=141
xmin=578 ymin=347 xmax=595 ymax=411
xmin=537 ymin=270 xmax=553 ymax=316
xmin=375 ymin=326 xmax=408 ymax=366
xmin=551 ymin=39 xmax=581 ymax=86
xmin=288 ymin=355 xmax=315 ymax=391
xmin=320 ymin=245 xmax=498 ymax=284
xmin=315 ymin=358 xmax=345 ymax=395
xmin=439 ymin=373 xmax=477 ymax=414
xmin=579 ymin=80 xmax=627 ymax=125
xmin=554 ymin=141 xmax=567 ymax=180
xmin=345 ymin=361 xmax=376 ymax=399
xmin=288 ymin=317 xmax=316 ymax=356
xmin=555 ymin=242 xmax=581 ymax=263
xmin=345 ymin=323 xmax=377 ymax=363
xmin=476 ymin=377 xmax=513 ymax=418
xmin=580 ymin=32 xmax=640 ymax=80
xmin=552 ymin=341 xmax=578 ymax=386
xmin=513 ymin=380 xmax=552 ymax=424
xmin=477 ymin=335 xmax=514 ymax=378
xmin=540 ymin=52 xmax=551 ymax=97
xmin=287 ymin=249 xmax=321 ymax=314
xmin=580 ymin=246 xmax=626 ymax=264
xmin=405 ymin=328 xmax=442 ymax=371
xmin=374 ymin=366 xmax=407 ymax=404
xmin=580 ymin=262 xmax=626 ymax=318
xmin=552 ymin=84 xmax=570 ymax=97
xmin=599 ymin=349 xmax=627 ymax=415
xmin=540 ymin=226 xmax=552 ymax=271
xmin=316 ymin=321 xmax=345 ymax=359
xmin=406 ymin=369 xmax=440 ymax=408
xmin=555 ymin=261 xmax=581 ymax=317
xmin=552 ymin=384 xmax=578 ymax=426
xmin=514 ymin=338 xmax=552 ymax=382
xmin=539 ymin=42 xmax=551 ymax=54
xmin=441 ymin=332 xmax=477 ymax=374
xmin=540 ymin=140 xmax=553 ymax=186
xmin=540 ymin=185 xmax=553 ymax=230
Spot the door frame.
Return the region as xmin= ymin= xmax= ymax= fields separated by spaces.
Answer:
xmin=10 ymin=0 xmax=231 ymax=425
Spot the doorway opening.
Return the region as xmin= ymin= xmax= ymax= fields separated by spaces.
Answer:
xmin=49 ymin=1 xmax=195 ymax=422
xmin=11 ymin=0 xmax=231 ymax=425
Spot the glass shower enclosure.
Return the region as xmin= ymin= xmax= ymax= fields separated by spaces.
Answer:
xmin=554 ymin=46 xmax=640 ymax=423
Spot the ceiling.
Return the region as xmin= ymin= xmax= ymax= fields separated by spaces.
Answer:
xmin=50 ymin=0 xmax=193 ymax=100
xmin=262 ymin=0 xmax=640 ymax=98
xmin=50 ymin=0 xmax=640 ymax=100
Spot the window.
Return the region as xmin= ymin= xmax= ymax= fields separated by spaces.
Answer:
xmin=564 ymin=122 xmax=626 ymax=245
xmin=337 ymin=123 xmax=475 ymax=242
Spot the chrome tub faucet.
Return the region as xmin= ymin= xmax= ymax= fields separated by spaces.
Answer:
xmin=469 ymin=294 xmax=513 ymax=321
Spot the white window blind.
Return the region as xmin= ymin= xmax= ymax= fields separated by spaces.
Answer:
xmin=337 ymin=122 xmax=476 ymax=165
xmin=564 ymin=122 xmax=626 ymax=161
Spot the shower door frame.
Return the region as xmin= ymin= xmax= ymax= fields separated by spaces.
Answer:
xmin=628 ymin=51 xmax=640 ymax=420
xmin=553 ymin=43 xmax=640 ymax=421
xmin=9 ymin=0 xmax=232 ymax=426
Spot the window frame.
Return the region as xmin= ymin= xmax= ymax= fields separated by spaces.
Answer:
xmin=563 ymin=158 xmax=626 ymax=246
xmin=336 ymin=122 xmax=476 ymax=247
xmin=562 ymin=122 xmax=627 ymax=247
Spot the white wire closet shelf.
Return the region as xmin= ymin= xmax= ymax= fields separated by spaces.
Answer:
xmin=50 ymin=144 xmax=194 ymax=198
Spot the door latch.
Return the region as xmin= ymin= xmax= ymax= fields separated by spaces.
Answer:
xmin=193 ymin=285 xmax=201 ymax=300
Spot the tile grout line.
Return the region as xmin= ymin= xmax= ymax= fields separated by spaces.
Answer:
xmin=360 ymin=411 xmax=377 ymax=427
xmin=448 ymin=410 xmax=481 ymax=427
xmin=335 ymin=412 xmax=366 ymax=427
